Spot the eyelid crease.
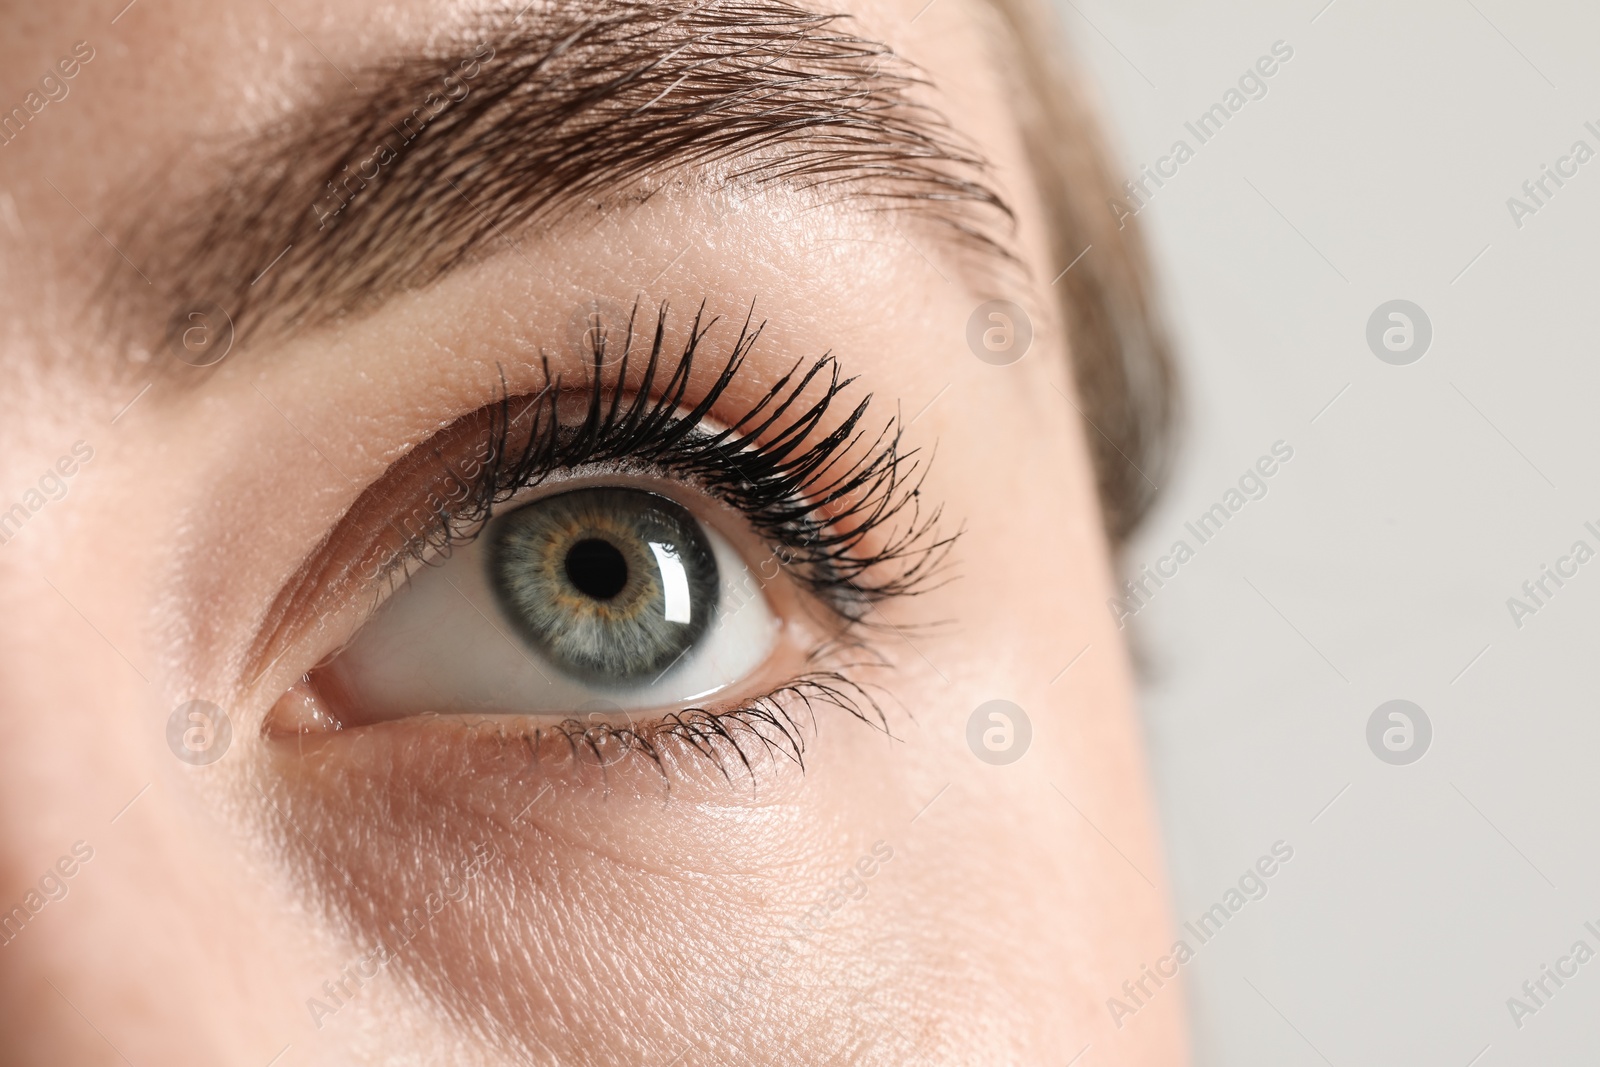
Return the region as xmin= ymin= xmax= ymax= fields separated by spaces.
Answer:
xmin=242 ymin=298 xmax=957 ymax=688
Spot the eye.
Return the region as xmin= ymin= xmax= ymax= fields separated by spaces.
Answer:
xmin=254 ymin=301 xmax=950 ymax=757
xmin=311 ymin=483 xmax=782 ymax=724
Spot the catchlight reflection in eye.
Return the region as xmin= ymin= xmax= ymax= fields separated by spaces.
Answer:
xmin=314 ymin=486 xmax=782 ymax=722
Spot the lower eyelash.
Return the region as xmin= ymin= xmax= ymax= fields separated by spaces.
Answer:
xmin=507 ymin=662 xmax=890 ymax=785
xmin=389 ymin=297 xmax=958 ymax=624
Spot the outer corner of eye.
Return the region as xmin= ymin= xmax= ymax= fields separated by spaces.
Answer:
xmin=289 ymin=484 xmax=787 ymax=731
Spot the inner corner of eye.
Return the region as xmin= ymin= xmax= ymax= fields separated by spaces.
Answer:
xmin=282 ymin=484 xmax=784 ymax=734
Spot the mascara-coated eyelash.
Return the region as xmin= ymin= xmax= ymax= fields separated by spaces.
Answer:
xmin=380 ymin=299 xmax=957 ymax=623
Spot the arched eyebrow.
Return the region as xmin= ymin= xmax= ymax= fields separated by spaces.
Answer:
xmin=119 ymin=0 xmax=1017 ymax=360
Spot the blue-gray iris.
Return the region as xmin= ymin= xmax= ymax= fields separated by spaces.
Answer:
xmin=485 ymin=487 xmax=718 ymax=683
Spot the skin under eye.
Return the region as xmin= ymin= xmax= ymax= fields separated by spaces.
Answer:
xmin=309 ymin=481 xmax=782 ymax=724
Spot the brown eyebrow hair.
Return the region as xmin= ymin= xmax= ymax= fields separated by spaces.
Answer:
xmin=117 ymin=0 xmax=1014 ymax=351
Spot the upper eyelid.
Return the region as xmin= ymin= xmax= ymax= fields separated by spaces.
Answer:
xmin=584 ymin=312 xmax=947 ymax=578
xmin=384 ymin=300 xmax=952 ymax=605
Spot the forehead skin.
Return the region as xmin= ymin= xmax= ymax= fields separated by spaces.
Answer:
xmin=0 ymin=1 xmax=1186 ymax=1065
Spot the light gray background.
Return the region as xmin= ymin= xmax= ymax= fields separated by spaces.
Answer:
xmin=1057 ymin=1 xmax=1600 ymax=1063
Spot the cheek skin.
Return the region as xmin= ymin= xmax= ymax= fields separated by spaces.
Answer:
xmin=921 ymin=382 xmax=1184 ymax=1061
xmin=259 ymin=707 xmax=912 ymax=1062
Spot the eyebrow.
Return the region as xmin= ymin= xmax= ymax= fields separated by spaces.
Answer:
xmin=118 ymin=0 xmax=1016 ymax=359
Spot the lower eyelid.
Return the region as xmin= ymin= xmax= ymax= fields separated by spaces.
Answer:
xmin=264 ymin=662 xmax=876 ymax=786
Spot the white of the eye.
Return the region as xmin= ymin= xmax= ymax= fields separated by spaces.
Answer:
xmin=649 ymin=541 xmax=693 ymax=624
xmin=318 ymin=504 xmax=779 ymax=717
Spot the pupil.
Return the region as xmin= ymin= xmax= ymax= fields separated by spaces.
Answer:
xmin=564 ymin=538 xmax=629 ymax=600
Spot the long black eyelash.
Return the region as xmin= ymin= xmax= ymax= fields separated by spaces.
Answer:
xmin=400 ymin=297 xmax=958 ymax=621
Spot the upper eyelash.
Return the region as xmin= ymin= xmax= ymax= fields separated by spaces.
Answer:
xmin=388 ymin=298 xmax=958 ymax=622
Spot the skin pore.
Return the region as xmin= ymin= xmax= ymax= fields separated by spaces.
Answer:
xmin=0 ymin=1 xmax=1185 ymax=1064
